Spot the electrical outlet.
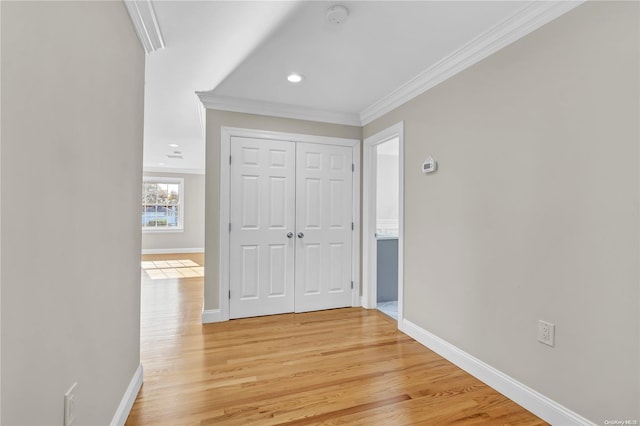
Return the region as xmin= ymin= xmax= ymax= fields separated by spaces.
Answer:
xmin=537 ymin=320 xmax=555 ymax=347
xmin=64 ymin=382 xmax=77 ymax=426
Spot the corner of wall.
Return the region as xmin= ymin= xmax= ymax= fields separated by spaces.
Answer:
xmin=109 ymin=364 xmax=143 ymax=426
xmin=201 ymin=309 xmax=222 ymax=324
xmin=399 ymin=320 xmax=597 ymax=426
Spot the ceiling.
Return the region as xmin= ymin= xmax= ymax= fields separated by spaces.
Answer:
xmin=139 ymin=1 xmax=575 ymax=173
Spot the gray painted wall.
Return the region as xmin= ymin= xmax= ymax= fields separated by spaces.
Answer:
xmin=1 ymin=2 xmax=144 ymax=424
xmin=364 ymin=2 xmax=639 ymax=422
xmin=142 ymin=171 xmax=205 ymax=252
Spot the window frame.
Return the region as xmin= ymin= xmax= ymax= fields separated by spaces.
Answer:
xmin=142 ymin=176 xmax=185 ymax=233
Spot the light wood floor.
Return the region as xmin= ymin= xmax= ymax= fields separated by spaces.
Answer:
xmin=127 ymin=253 xmax=546 ymax=426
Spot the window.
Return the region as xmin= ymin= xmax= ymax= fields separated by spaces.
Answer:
xmin=142 ymin=177 xmax=184 ymax=231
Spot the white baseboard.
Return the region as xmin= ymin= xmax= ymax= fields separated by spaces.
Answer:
xmin=141 ymin=248 xmax=204 ymax=255
xmin=202 ymin=309 xmax=222 ymax=323
xmin=110 ymin=363 xmax=143 ymax=426
xmin=399 ymin=319 xmax=596 ymax=426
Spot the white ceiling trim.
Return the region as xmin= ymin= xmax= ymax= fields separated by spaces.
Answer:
xmin=195 ymin=1 xmax=583 ymax=128
xmin=123 ymin=0 xmax=165 ymax=54
xmin=196 ymin=93 xmax=362 ymax=127
xmin=143 ymin=166 xmax=205 ymax=175
xmin=359 ymin=0 xmax=584 ymax=125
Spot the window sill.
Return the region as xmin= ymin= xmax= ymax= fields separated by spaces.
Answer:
xmin=142 ymin=228 xmax=184 ymax=234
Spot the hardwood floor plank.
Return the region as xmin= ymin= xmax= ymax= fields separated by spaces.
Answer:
xmin=126 ymin=253 xmax=546 ymax=426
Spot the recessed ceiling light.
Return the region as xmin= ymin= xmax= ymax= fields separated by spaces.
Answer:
xmin=168 ymin=144 xmax=179 ymax=148
xmin=287 ymin=73 xmax=304 ymax=83
xmin=159 ymin=162 xmax=166 ymax=166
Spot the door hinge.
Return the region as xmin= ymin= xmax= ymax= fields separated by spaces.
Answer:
xmin=352 ymin=163 xmax=355 ymax=172
xmin=229 ymin=290 xmax=231 ymax=300
xmin=351 ymin=222 xmax=354 ymax=231
xmin=229 ymin=155 xmax=232 ymax=164
xmin=351 ymin=281 xmax=354 ymax=289
xmin=229 ymin=222 xmax=232 ymax=232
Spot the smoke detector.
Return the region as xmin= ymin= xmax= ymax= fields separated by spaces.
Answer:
xmin=326 ymin=5 xmax=348 ymax=25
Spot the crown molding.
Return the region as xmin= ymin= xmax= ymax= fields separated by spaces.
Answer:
xmin=123 ymin=0 xmax=165 ymax=54
xmin=359 ymin=0 xmax=585 ymax=125
xmin=196 ymin=93 xmax=362 ymax=127
xmin=196 ymin=1 xmax=583 ymax=128
xmin=143 ymin=166 xmax=205 ymax=175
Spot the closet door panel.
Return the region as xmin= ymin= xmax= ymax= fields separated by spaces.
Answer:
xmin=229 ymin=137 xmax=296 ymax=318
xmin=295 ymin=143 xmax=353 ymax=313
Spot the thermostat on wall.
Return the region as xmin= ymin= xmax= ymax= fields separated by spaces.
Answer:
xmin=422 ymin=156 xmax=437 ymax=174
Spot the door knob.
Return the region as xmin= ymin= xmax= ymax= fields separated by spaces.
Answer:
xmin=286 ymin=232 xmax=294 ymax=238
xmin=297 ymin=232 xmax=304 ymax=239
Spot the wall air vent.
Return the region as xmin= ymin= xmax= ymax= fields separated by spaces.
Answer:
xmin=167 ymin=154 xmax=183 ymax=159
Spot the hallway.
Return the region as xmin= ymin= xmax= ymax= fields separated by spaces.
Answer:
xmin=126 ymin=253 xmax=545 ymax=425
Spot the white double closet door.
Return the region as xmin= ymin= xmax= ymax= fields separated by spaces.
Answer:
xmin=229 ymin=137 xmax=354 ymax=319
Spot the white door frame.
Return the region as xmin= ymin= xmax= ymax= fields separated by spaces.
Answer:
xmin=219 ymin=126 xmax=361 ymax=321
xmin=362 ymin=122 xmax=404 ymax=326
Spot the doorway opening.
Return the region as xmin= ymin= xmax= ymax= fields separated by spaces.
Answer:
xmin=374 ymin=137 xmax=399 ymax=319
xmin=363 ymin=122 xmax=404 ymax=325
